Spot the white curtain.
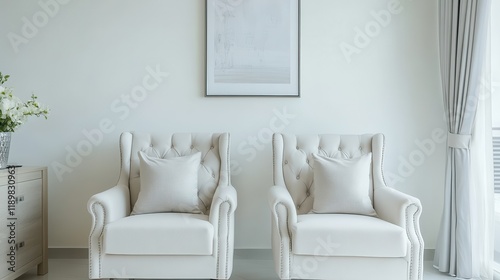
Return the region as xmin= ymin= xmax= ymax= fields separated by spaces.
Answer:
xmin=433 ymin=0 xmax=494 ymax=279
xmin=470 ymin=36 xmax=494 ymax=280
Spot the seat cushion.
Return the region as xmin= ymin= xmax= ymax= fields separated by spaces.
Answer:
xmin=292 ymin=214 xmax=407 ymax=258
xmin=103 ymin=213 xmax=214 ymax=255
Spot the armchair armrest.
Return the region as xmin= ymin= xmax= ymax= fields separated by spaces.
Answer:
xmin=87 ymin=183 xmax=130 ymax=225
xmin=374 ymin=187 xmax=421 ymax=228
xmin=268 ymin=185 xmax=297 ymax=225
xmin=208 ymin=184 xmax=237 ymax=280
xmin=268 ymin=185 xmax=297 ymax=280
xmin=209 ymin=184 xmax=237 ymax=225
xmin=374 ymin=186 xmax=424 ymax=280
xmin=87 ymin=183 xmax=130 ymax=279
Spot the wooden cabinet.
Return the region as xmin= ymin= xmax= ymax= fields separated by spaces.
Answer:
xmin=0 ymin=167 xmax=48 ymax=280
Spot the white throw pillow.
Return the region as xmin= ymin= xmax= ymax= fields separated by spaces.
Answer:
xmin=131 ymin=152 xmax=202 ymax=215
xmin=311 ymin=153 xmax=376 ymax=216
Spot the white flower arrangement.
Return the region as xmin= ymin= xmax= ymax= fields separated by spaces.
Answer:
xmin=0 ymin=72 xmax=49 ymax=132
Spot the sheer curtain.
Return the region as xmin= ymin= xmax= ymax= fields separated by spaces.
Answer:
xmin=470 ymin=33 xmax=494 ymax=280
xmin=433 ymin=0 xmax=494 ymax=279
xmin=492 ymin=1 xmax=500 ymax=278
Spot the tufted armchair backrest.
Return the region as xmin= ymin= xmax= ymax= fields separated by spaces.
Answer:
xmin=118 ymin=132 xmax=230 ymax=214
xmin=273 ymin=133 xmax=386 ymax=214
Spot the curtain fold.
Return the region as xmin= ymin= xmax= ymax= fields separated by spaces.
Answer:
xmin=434 ymin=0 xmax=493 ymax=279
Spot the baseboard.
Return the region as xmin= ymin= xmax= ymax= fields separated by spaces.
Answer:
xmin=237 ymin=249 xmax=436 ymax=261
xmin=49 ymin=248 xmax=88 ymax=259
xmin=234 ymin=249 xmax=273 ymax=259
xmin=49 ymin=248 xmax=436 ymax=261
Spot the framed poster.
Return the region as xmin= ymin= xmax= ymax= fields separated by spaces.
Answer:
xmin=206 ymin=0 xmax=300 ymax=97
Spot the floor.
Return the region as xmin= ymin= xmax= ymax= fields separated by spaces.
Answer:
xmin=16 ymin=259 xmax=455 ymax=280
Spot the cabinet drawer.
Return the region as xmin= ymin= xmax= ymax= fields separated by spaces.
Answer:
xmin=0 ymin=220 xmax=42 ymax=278
xmin=0 ymin=170 xmax=41 ymax=187
xmin=15 ymin=220 xmax=43 ymax=268
xmin=0 ymin=235 xmax=12 ymax=278
xmin=0 ymin=178 xmax=42 ymax=222
xmin=15 ymin=179 xmax=42 ymax=224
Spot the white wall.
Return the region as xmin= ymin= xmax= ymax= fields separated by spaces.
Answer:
xmin=0 ymin=0 xmax=445 ymax=249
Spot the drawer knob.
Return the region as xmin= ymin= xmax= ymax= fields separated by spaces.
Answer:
xmin=15 ymin=241 xmax=25 ymax=250
xmin=15 ymin=195 xmax=25 ymax=203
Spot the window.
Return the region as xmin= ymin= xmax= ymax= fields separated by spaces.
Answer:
xmin=494 ymin=128 xmax=500 ymax=193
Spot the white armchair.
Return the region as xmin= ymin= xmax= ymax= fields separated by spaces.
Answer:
xmin=269 ymin=133 xmax=424 ymax=280
xmin=88 ymin=132 xmax=237 ymax=279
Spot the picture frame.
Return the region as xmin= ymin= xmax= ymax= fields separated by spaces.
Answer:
xmin=206 ymin=0 xmax=300 ymax=97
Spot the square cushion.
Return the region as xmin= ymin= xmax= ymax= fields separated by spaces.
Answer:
xmin=104 ymin=213 xmax=214 ymax=255
xmin=311 ymin=153 xmax=376 ymax=216
xmin=292 ymin=214 xmax=407 ymax=257
xmin=132 ymin=152 xmax=201 ymax=215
